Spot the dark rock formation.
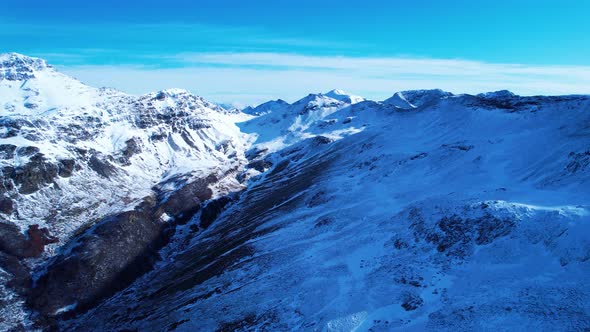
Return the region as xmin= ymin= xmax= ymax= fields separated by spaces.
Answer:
xmin=0 ymin=251 xmax=31 ymax=295
xmin=8 ymin=153 xmax=59 ymax=194
xmin=410 ymin=152 xmax=428 ymax=160
xmin=417 ymin=213 xmax=515 ymax=258
xmin=57 ymin=159 xmax=76 ymax=178
xmin=88 ymin=153 xmax=117 ymax=178
xmin=246 ymin=159 xmax=272 ymax=172
xmin=311 ymin=135 xmax=333 ymax=145
xmin=16 ymin=146 xmax=40 ymax=157
xmin=0 ymin=223 xmax=58 ymax=259
xmin=155 ymin=92 xmax=167 ymax=101
xmin=307 ymin=191 xmax=329 ymax=208
xmin=401 ymin=293 xmax=424 ymax=311
xmin=156 ymin=175 xmax=216 ymax=225
xmin=442 ymin=143 xmax=474 ymax=151
xmin=117 ymin=138 xmax=142 ymax=165
xmin=26 ymin=225 xmax=59 ymax=257
xmin=0 ymin=144 xmax=16 ymax=159
xmin=1 ymin=53 xmax=48 ymax=81
xmin=28 ymin=209 xmax=169 ymax=316
xmin=0 ymin=196 xmax=13 ymax=215
xmin=200 ymin=196 xmax=233 ymax=229
xmin=245 ymin=147 xmax=268 ymax=160
xmin=28 ymin=173 xmax=220 ymax=319
xmin=566 ymin=150 xmax=590 ymax=173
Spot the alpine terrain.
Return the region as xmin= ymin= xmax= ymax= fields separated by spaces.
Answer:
xmin=1 ymin=53 xmax=589 ymax=331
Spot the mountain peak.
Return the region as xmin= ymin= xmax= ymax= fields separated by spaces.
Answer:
xmin=385 ymin=89 xmax=453 ymax=109
xmin=326 ymin=88 xmax=348 ymax=95
xmin=0 ymin=52 xmax=51 ymax=80
xmin=477 ymin=90 xmax=516 ymax=99
xmin=324 ymin=89 xmax=365 ymax=104
xmin=243 ymin=99 xmax=290 ymax=115
xmin=152 ymin=88 xmax=192 ymax=98
xmin=0 ymin=52 xmax=43 ymax=62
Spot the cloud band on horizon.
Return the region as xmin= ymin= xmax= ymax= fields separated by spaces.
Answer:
xmin=55 ymin=52 xmax=590 ymax=106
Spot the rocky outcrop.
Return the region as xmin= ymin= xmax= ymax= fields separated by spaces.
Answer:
xmin=0 ymin=251 xmax=31 ymax=295
xmin=155 ymin=175 xmax=217 ymax=225
xmin=566 ymin=150 xmax=590 ymax=173
xmin=200 ymin=196 xmax=233 ymax=229
xmin=0 ymin=223 xmax=58 ymax=259
xmin=117 ymin=138 xmax=142 ymax=166
xmin=0 ymin=196 xmax=13 ymax=215
xmin=27 ymin=171 xmax=223 ymax=320
xmin=410 ymin=207 xmax=516 ymax=258
xmin=401 ymin=293 xmax=424 ymax=311
xmin=7 ymin=153 xmax=59 ymax=195
xmin=57 ymin=159 xmax=76 ymax=178
xmin=87 ymin=153 xmax=117 ymax=179
xmin=28 ymin=207 xmax=169 ymax=317
xmin=0 ymin=53 xmax=48 ymax=81
xmin=0 ymin=222 xmax=58 ymax=328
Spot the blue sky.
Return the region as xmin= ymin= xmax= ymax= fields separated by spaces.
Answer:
xmin=2 ymin=0 xmax=590 ymax=105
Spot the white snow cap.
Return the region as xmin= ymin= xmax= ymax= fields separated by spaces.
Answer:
xmin=324 ymin=89 xmax=365 ymax=104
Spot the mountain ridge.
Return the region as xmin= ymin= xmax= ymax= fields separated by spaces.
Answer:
xmin=1 ymin=53 xmax=589 ymax=331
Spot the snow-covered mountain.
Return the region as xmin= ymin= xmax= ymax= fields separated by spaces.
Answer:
xmin=1 ymin=53 xmax=250 ymax=240
xmin=0 ymin=53 xmax=253 ymax=329
xmin=1 ymin=53 xmax=589 ymax=331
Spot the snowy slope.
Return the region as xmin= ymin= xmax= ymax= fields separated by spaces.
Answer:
xmin=237 ymin=91 xmax=362 ymax=154
xmin=1 ymin=53 xmax=589 ymax=331
xmin=0 ymin=53 xmax=264 ymax=330
xmin=59 ymin=85 xmax=590 ymax=330
xmin=0 ymin=53 xmax=251 ymax=243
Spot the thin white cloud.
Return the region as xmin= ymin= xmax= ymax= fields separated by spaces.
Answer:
xmin=59 ymin=53 xmax=590 ymax=106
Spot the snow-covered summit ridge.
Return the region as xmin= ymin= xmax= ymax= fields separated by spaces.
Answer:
xmin=324 ymin=89 xmax=365 ymax=104
xmin=242 ymin=99 xmax=290 ymax=116
xmin=242 ymin=89 xmax=364 ymax=117
xmin=477 ymin=89 xmax=516 ymax=99
xmin=384 ymin=89 xmax=454 ymax=109
xmin=0 ymin=53 xmax=50 ymax=81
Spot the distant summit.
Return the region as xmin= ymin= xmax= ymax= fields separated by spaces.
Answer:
xmin=384 ymin=89 xmax=454 ymax=109
xmin=242 ymin=99 xmax=290 ymax=115
xmin=324 ymin=89 xmax=365 ymax=104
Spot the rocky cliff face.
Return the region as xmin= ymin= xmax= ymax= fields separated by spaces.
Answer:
xmin=1 ymin=53 xmax=589 ymax=331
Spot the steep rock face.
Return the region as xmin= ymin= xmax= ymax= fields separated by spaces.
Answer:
xmin=30 ymin=209 xmax=164 ymax=317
